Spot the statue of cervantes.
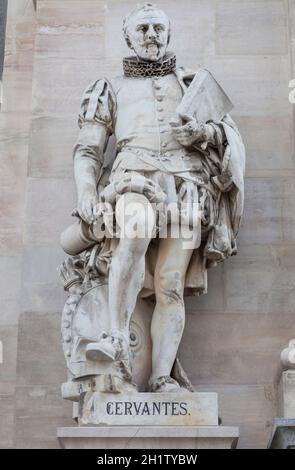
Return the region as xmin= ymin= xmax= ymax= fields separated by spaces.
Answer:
xmin=59 ymin=3 xmax=245 ymax=398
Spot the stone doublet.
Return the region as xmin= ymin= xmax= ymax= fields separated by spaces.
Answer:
xmin=112 ymin=73 xmax=186 ymax=160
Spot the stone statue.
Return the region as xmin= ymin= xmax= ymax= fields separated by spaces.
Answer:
xmin=58 ymin=3 xmax=245 ymax=418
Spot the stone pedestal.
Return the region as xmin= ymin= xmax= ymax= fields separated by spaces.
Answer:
xmin=278 ymin=370 xmax=295 ymax=418
xmin=78 ymin=391 xmax=218 ymax=426
xmin=57 ymin=426 xmax=239 ymax=449
xmin=57 ymin=391 xmax=239 ymax=449
xmin=267 ymin=418 xmax=295 ymax=449
xmin=268 ymin=342 xmax=295 ymax=448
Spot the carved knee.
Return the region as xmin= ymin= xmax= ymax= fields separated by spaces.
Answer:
xmin=155 ymin=270 xmax=184 ymax=306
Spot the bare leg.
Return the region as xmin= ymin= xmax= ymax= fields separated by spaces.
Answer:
xmin=108 ymin=192 xmax=154 ymax=339
xmin=86 ymin=192 xmax=154 ymax=362
xmin=150 ymin=230 xmax=193 ymax=384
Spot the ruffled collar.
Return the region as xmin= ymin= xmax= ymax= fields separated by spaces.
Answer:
xmin=123 ymin=52 xmax=176 ymax=78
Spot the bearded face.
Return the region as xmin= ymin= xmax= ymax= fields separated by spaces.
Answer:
xmin=124 ymin=8 xmax=170 ymax=62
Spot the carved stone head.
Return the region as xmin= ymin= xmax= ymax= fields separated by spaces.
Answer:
xmin=123 ymin=3 xmax=171 ymax=62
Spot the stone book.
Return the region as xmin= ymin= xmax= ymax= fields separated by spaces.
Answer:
xmin=174 ymin=68 xmax=234 ymax=124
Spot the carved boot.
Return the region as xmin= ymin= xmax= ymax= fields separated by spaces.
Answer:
xmin=148 ymin=376 xmax=181 ymax=393
xmin=85 ymin=331 xmax=128 ymax=362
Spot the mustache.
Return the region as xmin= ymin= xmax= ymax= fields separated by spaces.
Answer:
xmin=141 ymin=39 xmax=164 ymax=48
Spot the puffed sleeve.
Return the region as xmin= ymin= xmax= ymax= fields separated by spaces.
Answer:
xmin=78 ymin=78 xmax=116 ymax=132
xmin=73 ymin=79 xmax=116 ymax=165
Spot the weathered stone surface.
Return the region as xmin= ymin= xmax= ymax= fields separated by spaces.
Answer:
xmin=0 ymin=394 xmax=15 ymax=449
xmin=195 ymin=384 xmax=276 ymax=449
xmin=0 ymin=189 xmax=26 ymax=255
xmin=187 ymin=245 xmax=295 ymax=316
xmin=35 ymin=27 xmax=104 ymax=60
xmin=180 ymin=313 xmax=294 ymax=385
xmin=278 ymin=370 xmax=295 ymax=418
xmin=15 ymin=385 xmax=72 ymax=419
xmin=5 ymin=16 xmax=35 ymax=54
xmin=216 ymin=0 xmax=287 ymax=55
xmin=0 ymin=114 xmax=30 ymax=177
xmin=0 ymin=328 xmax=17 ymax=447
xmin=28 ymin=115 xmax=76 ymax=178
xmin=205 ymin=56 xmax=290 ymax=118
xmin=0 ymin=114 xmax=28 ymax=255
xmin=235 ymin=116 xmax=293 ymax=174
xmin=14 ymin=383 xmax=72 ymax=449
xmin=185 ymin=263 xmax=225 ymax=313
xmin=2 ymin=69 xmax=33 ymax=113
xmin=0 ymin=383 xmax=15 ymax=449
xmin=2 ymin=14 xmax=35 ymax=112
xmin=21 ymin=245 xmax=67 ymax=314
xmin=32 ymin=57 xmax=104 ymax=115
xmin=16 ymin=312 xmax=67 ymax=387
xmin=24 ymin=178 xmax=76 ymax=245
xmin=0 ymin=325 xmax=18 ymax=384
xmin=16 ymin=416 xmax=73 ymax=449
xmin=281 ymin=178 xmax=295 ymax=243
xmin=238 ymin=177 xmax=293 ymax=246
xmin=290 ymin=0 xmax=295 ymax=70
xmin=224 ymin=246 xmax=295 ymax=315
xmin=37 ymin=0 xmax=105 ymax=27
xmin=0 ymin=5 xmax=36 ymax=449
xmin=7 ymin=0 xmax=35 ymax=17
xmin=58 ymin=425 xmax=239 ymax=449
xmin=0 ymin=256 xmax=21 ymax=325
xmin=0 ymin=0 xmax=7 ymax=82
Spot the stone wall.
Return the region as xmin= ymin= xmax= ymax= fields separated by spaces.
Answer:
xmin=0 ymin=0 xmax=294 ymax=448
xmin=0 ymin=0 xmax=8 ymax=89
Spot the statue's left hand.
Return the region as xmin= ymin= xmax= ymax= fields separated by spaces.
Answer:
xmin=171 ymin=114 xmax=210 ymax=147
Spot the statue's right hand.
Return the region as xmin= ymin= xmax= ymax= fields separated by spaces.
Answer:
xmin=77 ymin=191 xmax=100 ymax=225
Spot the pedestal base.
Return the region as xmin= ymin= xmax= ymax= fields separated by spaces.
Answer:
xmin=57 ymin=426 xmax=239 ymax=449
xmin=267 ymin=418 xmax=295 ymax=449
xmin=278 ymin=370 xmax=295 ymax=418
